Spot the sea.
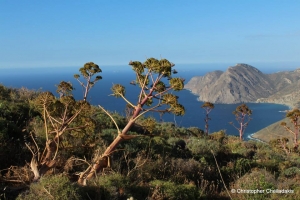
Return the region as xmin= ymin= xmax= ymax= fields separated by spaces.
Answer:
xmin=0 ymin=63 xmax=293 ymax=140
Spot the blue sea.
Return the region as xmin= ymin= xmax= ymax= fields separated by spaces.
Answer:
xmin=0 ymin=63 xmax=290 ymax=140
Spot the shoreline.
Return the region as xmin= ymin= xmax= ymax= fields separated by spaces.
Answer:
xmin=184 ymin=89 xmax=291 ymax=142
xmin=247 ymin=133 xmax=268 ymax=144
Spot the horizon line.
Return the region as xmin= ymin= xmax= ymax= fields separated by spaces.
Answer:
xmin=1 ymin=61 xmax=300 ymax=69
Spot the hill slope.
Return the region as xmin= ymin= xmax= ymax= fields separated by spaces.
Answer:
xmin=185 ymin=63 xmax=300 ymax=107
xmin=251 ymin=118 xmax=291 ymax=142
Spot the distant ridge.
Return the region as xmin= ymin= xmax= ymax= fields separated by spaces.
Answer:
xmin=185 ymin=63 xmax=300 ymax=107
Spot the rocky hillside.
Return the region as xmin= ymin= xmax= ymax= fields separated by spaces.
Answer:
xmin=185 ymin=63 xmax=300 ymax=107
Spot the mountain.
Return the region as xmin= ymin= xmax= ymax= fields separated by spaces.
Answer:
xmin=185 ymin=63 xmax=300 ymax=107
xmin=256 ymin=69 xmax=300 ymax=107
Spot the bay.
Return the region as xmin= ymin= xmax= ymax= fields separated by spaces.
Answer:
xmin=0 ymin=64 xmax=289 ymax=140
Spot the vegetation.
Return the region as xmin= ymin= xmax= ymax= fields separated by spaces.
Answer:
xmin=280 ymin=108 xmax=300 ymax=149
xmin=201 ymin=102 xmax=214 ymax=135
xmin=78 ymin=58 xmax=185 ymax=185
xmin=74 ymin=62 xmax=102 ymax=101
xmin=230 ymin=104 xmax=252 ymax=141
xmin=25 ymin=80 xmax=95 ymax=181
xmin=0 ymin=61 xmax=299 ymax=200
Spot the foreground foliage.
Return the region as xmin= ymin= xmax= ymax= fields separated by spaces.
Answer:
xmin=1 ymin=64 xmax=300 ymax=199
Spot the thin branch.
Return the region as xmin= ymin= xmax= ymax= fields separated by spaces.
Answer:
xmin=52 ymin=105 xmax=85 ymax=139
xmin=49 ymin=115 xmax=62 ymax=125
xmin=48 ymin=125 xmax=87 ymax=135
xmin=76 ymin=78 xmax=86 ymax=99
xmin=64 ymin=106 xmax=84 ymax=128
xmin=118 ymin=93 xmax=135 ymax=108
xmin=45 ymin=108 xmax=58 ymax=133
xmin=153 ymin=87 xmax=174 ymax=98
xmin=149 ymin=70 xmax=155 ymax=86
xmin=72 ymin=157 xmax=92 ymax=168
xmin=153 ymin=73 xmax=163 ymax=85
xmin=282 ymin=125 xmax=296 ymax=136
xmin=211 ymin=150 xmax=233 ymax=200
xmin=138 ymin=70 xmax=151 ymax=103
xmin=42 ymin=186 xmax=55 ymax=199
xmin=61 ymin=103 xmax=69 ymax=124
xmin=132 ymin=104 xmax=162 ymax=122
xmin=43 ymin=105 xmax=48 ymax=141
xmin=84 ymin=75 xmax=91 ymax=101
xmin=75 ymin=79 xmax=85 ymax=87
xmin=230 ymin=123 xmax=240 ymax=131
xmin=52 ymin=136 xmax=60 ymax=160
xmin=29 ymin=132 xmax=40 ymax=161
xmin=40 ymin=146 xmax=47 ymax=163
xmin=25 ymin=143 xmax=35 ymax=156
xmin=98 ymin=105 xmax=120 ymax=134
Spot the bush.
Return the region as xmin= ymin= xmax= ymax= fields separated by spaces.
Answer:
xmin=168 ymin=158 xmax=203 ymax=184
xmin=283 ymin=167 xmax=300 ymax=178
xmin=232 ymin=168 xmax=276 ymax=200
xmin=225 ymin=136 xmax=253 ymax=157
xmin=17 ymin=175 xmax=82 ymax=200
xmin=186 ymin=137 xmax=223 ymax=158
xmin=235 ymin=158 xmax=254 ymax=176
xmin=87 ymin=173 xmax=130 ymax=200
xmin=149 ymin=180 xmax=200 ymax=200
xmin=187 ymin=127 xmax=205 ymax=137
xmin=272 ymin=176 xmax=300 ymax=200
xmin=209 ymin=130 xmax=226 ymax=143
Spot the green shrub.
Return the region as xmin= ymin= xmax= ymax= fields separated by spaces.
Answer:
xmin=232 ymin=168 xmax=276 ymax=200
xmin=17 ymin=175 xmax=82 ymax=200
xmin=87 ymin=173 xmax=129 ymax=200
xmin=283 ymin=167 xmax=300 ymax=178
xmin=169 ymin=158 xmax=203 ymax=184
xmin=149 ymin=180 xmax=200 ymax=200
xmin=148 ymin=136 xmax=172 ymax=156
xmin=225 ymin=137 xmax=250 ymax=156
xmin=187 ymin=127 xmax=205 ymax=137
xmin=186 ymin=137 xmax=222 ymax=158
xmin=209 ymin=130 xmax=226 ymax=143
xmin=235 ymin=158 xmax=254 ymax=176
xmin=167 ymin=137 xmax=182 ymax=147
xmin=272 ymin=176 xmax=300 ymax=200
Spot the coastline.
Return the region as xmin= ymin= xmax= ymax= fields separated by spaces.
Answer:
xmin=184 ymin=89 xmax=292 ymax=143
xmin=247 ymin=133 xmax=268 ymax=144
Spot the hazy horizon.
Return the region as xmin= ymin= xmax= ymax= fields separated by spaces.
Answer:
xmin=0 ymin=62 xmax=299 ymax=75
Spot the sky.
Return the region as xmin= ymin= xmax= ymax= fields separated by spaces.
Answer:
xmin=1 ymin=0 xmax=300 ymax=69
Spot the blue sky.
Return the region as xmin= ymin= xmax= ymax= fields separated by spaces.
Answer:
xmin=1 ymin=0 xmax=300 ymax=68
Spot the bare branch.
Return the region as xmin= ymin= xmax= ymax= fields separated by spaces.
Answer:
xmin=137 ymin=70 xmax=151 ymax=103
xmin=118 ymin=93 xmax=135 ymax=108
xmin=98 ymin=105 xmax=121 ymax=134
xmin=133 ymin=104 xmax=162 ymax=121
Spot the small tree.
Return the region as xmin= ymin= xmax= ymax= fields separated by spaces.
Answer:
xmin=78 ymin=58 xmax=185 ymax=185
xmin=25 ymin=61 xmax=102 ymax=181
xmin=229 ymin=104 xmax=252 ymax=141
xmin=56 ymin=81 xmax=74 ymax=98
xmin=74 ymin=62 xmax=102 ymax=101
xmin=280 ymin=108 xmax=300 ymax=149
xmin=201 ymin=102 xmax=214 ymax=136
xmin=269 ymin=137 xmax=290 ymax=155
